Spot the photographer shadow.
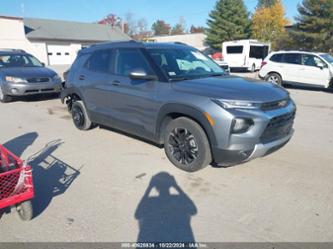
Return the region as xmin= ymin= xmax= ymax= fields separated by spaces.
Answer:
xmin=135 ymin=172 xmax=197 ymax=244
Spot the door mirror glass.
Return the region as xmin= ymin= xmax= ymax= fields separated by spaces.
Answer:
xmin=129 ymin=70 xmax=157 ymax=81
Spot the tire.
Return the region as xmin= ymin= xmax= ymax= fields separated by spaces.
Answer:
xmin=0 ymin=87 xmax=12 ymax=103
xmin=265 ymin=73 xmax=283 ymax=86
xmin=16 ymin=200 xmax=33 ymax=221
xmin=71 ymin=101 xmax=93 ymax=130
xmin=164 ymin=117 xmax=212 ymax=172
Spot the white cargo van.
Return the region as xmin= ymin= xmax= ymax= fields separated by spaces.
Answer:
xmin=222 ymin=40 xmax=270 ymax=72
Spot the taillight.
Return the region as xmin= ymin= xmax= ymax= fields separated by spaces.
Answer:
xmin=261 ymin=61 xmax=267 ymax=69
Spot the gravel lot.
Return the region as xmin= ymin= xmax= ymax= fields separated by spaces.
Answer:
xmin=0 ymin=74 xmax=332 ymax=242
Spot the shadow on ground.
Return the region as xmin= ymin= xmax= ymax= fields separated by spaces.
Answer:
xmin=135 ymin=172 xmax=197 ymax=244
xmin=1 ymin=133 xmax=80 ymax=219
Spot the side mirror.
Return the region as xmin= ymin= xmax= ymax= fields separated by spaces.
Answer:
xmin=129 ymin=70 xmax=157 ymax=81
xmin=41 ymin=62 xmax=45 ymax=67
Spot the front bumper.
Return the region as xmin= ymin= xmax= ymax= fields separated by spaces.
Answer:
xmin=3 ymin=82 xmax=62 ymax=96
xmin=212 ymin=129 xmax=293 ymax=165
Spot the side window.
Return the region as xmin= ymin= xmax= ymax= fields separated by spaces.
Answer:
xmin=249 ymin=46 xmax=264 ymax=59
xmin=270 ymin=54 xmax=283 ymax=63
xmin=114 ymin=49 xmax=153 ymax=77
xmin=302 ymin=54 xmax=327 ymax=68
xmin=283 ymin=53 xmax=302 ymax=65
xmin=226 ymin=46 xmax=243 ymax=54
xmin=85 ymin=49 xmax=112 ymax=73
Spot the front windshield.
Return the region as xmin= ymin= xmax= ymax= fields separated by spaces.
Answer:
xmin=321 ymin=53 xmax=333 ymax=65
xmin=148 ymin=48 xmax=224 ymax=80
xmin=0 ymin=54 xmax=43 ymax=68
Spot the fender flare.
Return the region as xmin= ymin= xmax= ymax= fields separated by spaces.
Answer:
xmin=156 ymin=103 xmax=217 ymax=147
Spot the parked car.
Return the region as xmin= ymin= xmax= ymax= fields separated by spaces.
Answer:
xmin=0 ymin=49 xmax=62 ymax=103
xmin=61 ymin=41 xmax=296 ymax=172
xmin=201 ymin=48 xmax=230 ymax=73
xmin=223 ymin=40 xmax=270 ymax=72
xmin=259 ymin=51 xmax=333 ymax=88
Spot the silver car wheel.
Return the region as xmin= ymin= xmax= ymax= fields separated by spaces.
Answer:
xmin=0 ymin=87 xmax=4 ymax=101
xmin=268 ymin=75 xmax=279 ymax=84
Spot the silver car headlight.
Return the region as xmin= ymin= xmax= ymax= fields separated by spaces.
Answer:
xmin=5 ymin=76 xmax=28 ymax=83
xmin=52 ymin=75 xmax=62 ymax=82
xmin=212 ymin=99 xmax=261 ymax=109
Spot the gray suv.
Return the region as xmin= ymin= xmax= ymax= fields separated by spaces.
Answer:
xmin=0 ymin=49 xmax=62 ymax=103
xmin=61 ymin=41 xmax=296 ymax=172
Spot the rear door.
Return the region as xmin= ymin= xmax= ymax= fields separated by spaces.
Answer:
xmin=224 ymin=45 xmax=244 ymax=68
xmin=279 ymin=53 xmax=303 ymax=82
xmin=77 ymin=49 xmax=114 ymax=121
xmin=300 ymin=54 xmax=331 ymax=87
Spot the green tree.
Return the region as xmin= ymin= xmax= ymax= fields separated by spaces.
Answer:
xmin=206 ymin=0 xmax=250 ymax=49
xmin=152 ymin=20 xmax=171 ymax=36
xmin=171 ymin=17 xmax=186 ymax=35
xmin=257 ymin=0 xmax=277 ymax=8
xmin=290 ymin=0 xmax=333 ymax=52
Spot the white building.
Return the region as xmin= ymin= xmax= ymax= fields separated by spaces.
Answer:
xmin=0 ymin=15 xmax=130 ymax=65
xmin=152 ymin=33 xmax=207 ymax=51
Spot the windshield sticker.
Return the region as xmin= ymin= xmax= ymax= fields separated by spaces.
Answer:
xmin=191 ymin=51 xmax=209 ymax=61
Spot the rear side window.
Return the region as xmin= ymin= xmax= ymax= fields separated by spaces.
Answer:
xmin=114 ymin=48 xmax=153 ymax=76
xmin=283 ymin=53 xmax=302 ymax=65
xmin=226 ymin=46 xmax=243 ymax=54
xmin=270 ymin=54 xmax=283 ymax=63
xmin=250 ymin=46 xmax=265 ymax=59
xmin=85 ymin=49 xmax=112 ymax=73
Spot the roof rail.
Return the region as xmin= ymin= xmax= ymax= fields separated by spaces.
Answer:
xmin=0 ymin=48 xmax=26 ymax=53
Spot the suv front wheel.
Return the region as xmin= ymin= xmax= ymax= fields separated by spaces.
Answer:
xmin=164 ymin=117 xmax=212 ymax=172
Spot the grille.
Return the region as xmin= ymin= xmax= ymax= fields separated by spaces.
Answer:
xmin=261 ymin=99 xmax=290 ymax=111
xmin=260 ymin=111 xmax=296 ymax=143
xmin=27 ymin=77 xmax=50 ymax=83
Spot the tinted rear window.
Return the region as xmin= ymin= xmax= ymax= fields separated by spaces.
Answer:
xmin=226 ymin=46 xmax=243 ymax=54
xmin=283 ymin=53 xmax=302 ymax=65
xmin=85 ymin=49 xmax=112 ymax=73
xmin=270 ymin=54 xmax=283 ymax=62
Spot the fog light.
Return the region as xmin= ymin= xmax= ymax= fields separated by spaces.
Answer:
xmin=232 ymin=118 xmax=254 ymax=133
xmin=11 ymin=88 xmax=19 ymax=94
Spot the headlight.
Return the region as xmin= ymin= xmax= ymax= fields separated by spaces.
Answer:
xmin=232 ymin=118 xmax=254 ymax=133
xmin=212 ymin=99 xmax=261 ymax=109
xmin=5 ymin=76 xmax=28 ymax=83
xmin=52 ymin=75 xmax=62 ymax=82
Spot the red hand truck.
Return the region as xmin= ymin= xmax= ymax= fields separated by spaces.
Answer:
xmin=0 ymin=144 xmax=34 ymax=221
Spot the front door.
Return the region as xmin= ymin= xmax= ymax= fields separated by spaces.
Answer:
xmin=108 ymin=48 xmax=159 ymax=137
xmin=300 ymin=54 xmax=331 ymax=87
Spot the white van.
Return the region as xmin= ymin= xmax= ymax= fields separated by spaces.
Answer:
xmin=222 ymin=40 xmax=270 ymax=72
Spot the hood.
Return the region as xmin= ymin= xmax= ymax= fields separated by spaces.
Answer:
xmin=171 ymin=75 xmax=289 ymax=102
xmin=1 ymin=67 xmax=57 ymax=79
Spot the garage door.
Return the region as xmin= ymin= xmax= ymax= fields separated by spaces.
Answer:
xmin=47 ymin=44 xmax=72 ymax=65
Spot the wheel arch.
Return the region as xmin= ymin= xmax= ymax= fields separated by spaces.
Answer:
xmin=267 ymin=71 xmax=283 ymax=81
xmin=156 ymin=104 xmax=217 ymax=148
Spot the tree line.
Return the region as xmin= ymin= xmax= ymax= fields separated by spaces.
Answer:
xmin=206 ymin=0 xmax=333 ymax=52
xmin=98 ymin=0 xmax=332 ymax=52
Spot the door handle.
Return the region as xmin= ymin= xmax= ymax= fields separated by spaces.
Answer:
xmin=112 ymin=80 xmax=121 ymax=86
xmin=79 ymin=75 xmax=85 ymax=80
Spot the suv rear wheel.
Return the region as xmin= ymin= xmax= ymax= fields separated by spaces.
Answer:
xmin=71 ymin=101 xmax=93 ymax=130
xmin=266 ymin=73 xmax=283 ymax=86
xmin=0 ymin=87 xmax=12 ymax=103
xmin=164 ymin=117 xmax=212 ymax=172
